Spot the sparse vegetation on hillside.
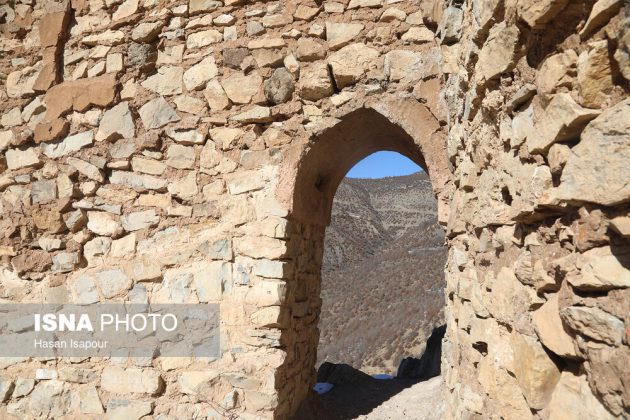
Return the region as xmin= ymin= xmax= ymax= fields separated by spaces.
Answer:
xmin=318 ymin=173 xmax=447 ymax=374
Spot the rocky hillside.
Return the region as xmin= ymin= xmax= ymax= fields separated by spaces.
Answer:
xmin=318 ymin=172 xmax=447 ymax=374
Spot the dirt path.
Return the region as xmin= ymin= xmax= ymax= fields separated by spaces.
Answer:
xmin=357 ymin=376 xmax=444 ymax=420
xmin=292 ymin=376 xmax=444 ymax=420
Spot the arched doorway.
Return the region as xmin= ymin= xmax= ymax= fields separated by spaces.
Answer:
xmin=273 ymin=99 xmax=452 ymax=417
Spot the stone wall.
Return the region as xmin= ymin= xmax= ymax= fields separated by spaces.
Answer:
xmin=0 ymin=0 xmax=628 ymax=419
xmin=442 ymin=0 xmax=629 ymax=418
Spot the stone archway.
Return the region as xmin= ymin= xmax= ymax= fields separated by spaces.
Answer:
xmin=274 ymin=97 xmax=452 ymax=416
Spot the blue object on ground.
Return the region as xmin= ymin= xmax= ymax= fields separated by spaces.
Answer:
xmin=313 ymin=382 xmax=334 ymax=395
xmin=372 ymin=374 xmax=394 ymax=380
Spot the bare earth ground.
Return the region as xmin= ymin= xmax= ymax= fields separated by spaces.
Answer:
xmin=356 ymin=377 xmax=444 ymax=420
xmin=292 ymin=376 xmax=444 ymax=420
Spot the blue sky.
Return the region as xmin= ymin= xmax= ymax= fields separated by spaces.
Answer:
xmin=346 ymin=151 xmax=422 ymax=179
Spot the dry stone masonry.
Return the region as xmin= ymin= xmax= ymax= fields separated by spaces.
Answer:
xmin=0 ymin=0 xmax=628 ymax=418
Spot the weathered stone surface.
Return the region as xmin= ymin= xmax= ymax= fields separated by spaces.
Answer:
xmin=477 ymin=22 xmax=520 ymax=80
xmin=261 ymin=13 xmax=292 ymax=28
xmin=6 ymin=65 xmax=40 ymax=98
xmin=328 ymin=43 xmax=379 ymax=89
xmin=45 ymin=75 xmax=117 ymax=120
xmin=82 ymin=30 xmax=125 ymax=46
xmin=614 ymin=35 xmax=630 ymax=81
xmin=166 ymin=144 xmax=195 ymax=169
xmin=610 ymin=216 xmax=630 ymax=238
xmin=0 ymin=377 xmax=13 ymax=402
xmin=84 ymin=237 xmax=111 ymax=265
xmin=252 ymin=49 xmax=284 ymax=68
xmin=554 ymin=98 xmax=630 ymax=205
xmin=247 ymin=37 xmax=286 ymax=50
xmin=577 ymin=41 xmax=615 ymax=108
xmin=6 ymin=148 xmax=40 ymax=170
xmin=42 ymin=130 xmax=94 ymax=158
xmin=95 ymin=102 xmax=135 ymax=142
xmin=121 ymin=210 xmax=159 ymax=231
xmin=204 ymin=79 xmax=231 ymax=111
xmin=489 ymin=268 xmax=536 ymax=332
xmin=402 ymin=26 xmax=435 ymax=44
xmin=168 ymin=172 xmax=198 ymax=199
xmin=34 ymin=118 xmax=70 ymax=143
xmin=440 ymin=6 xmax=464 ymax=43
xmin=68 ymin=157 xmax=104 ymax=182
xmin=131 ymin=157 xmax=166 ymax=175
xmin=0 ymin=131 xmax=13 ymax=152
xmin=187 ymin=29 xmax=223 ymax=49
xmin=127 ymin=43 xmax=157 ymax=71
xmin=294 ymin=4 xmax=320 ymax=20
xmin=384 ymin=50 xmax=438 ymax=82
xmin=581 ymin=0 xmax=622 ymax=38
xmin=299 ymin=62 xmax=334 ymax=101
xmin=179 ymin=370 xmax=220 ymax=395
xmin=547 ymin=371 xmax=616 ymax=420
xmin=64 ymin=210 xmax=87 ymax=232
xmin=348 ymin=0 xmax=382 ymax=8
xmin=223 ymin=47 xmax=250 ymax=69
xmin=110 ymin=171 xmax=168 ymax=191
xmin=527 ymin=93 xmax=600 ymax=153
xmin=106 ymin=399 xmax=153 ymax=419
xmin=536 ymin=50 xmax=577 ymax=101
xmin=13 ymin=377 xmax=34 ymax=399
xmin=12 ymin=250 xmax=52 ymax=275
xmin=230 ymin=106 xmax=273 ymax=123
xmin=52 ymin=252 xmax=80 ymax=272
xmin=381 ymin=7 xmax=407 ymax=22
xmin=166 ymin=129 xmax=204 ymax=145
xmin=2 ymin=107 xmax=22 ymax=127
xmin=326 ymin=22 xmax=364 ymax=50
xmin=107 ymin=54 xmax=123 ymax=74
xmin=87 ymin=212 xmax=121 ymax=237
xmin=113 ymin=0 xmax=138 ymax=21
xmin=111 ymin=233 xmax=136 ymax=257
xmin=139 ymin=97 xmax=180 ymax=129
xmin=533 ymin=293 xmax=577 ymax=358
xmin=296 ymin=38 xmax=326 ymax=61
xmin=131 ymin=22 xmax=163 ymax=43
xmin=95 ymin=269 xmax=131 ymax=298
xmin=264 ymin=68 xmax=295 ymax=104
xmin=566 ymin=246 xmax=630 ymax=290
xmin=78 ymin=385 xmax=103 ymax=414
xmin=141 ymin=66 xmax=183 ymax=96
xmin=518 ymin=0 xmax=570 ymax=28
xmin=194 ymin=261 xmax=229 ymax=302
xmin=101 ymin=367 xmax=162 ymax=394
xmin=221 ymin=72 xmax=263 ymax=104
xmin=183 ymin=57 xmax=218 ymax=91
xmin=28 ymin=380 xmax=67 ymax=418
xmin=561 ymin=306 xmax=625 ymax=346
xmin=173 ymin=95 xmax=206 ymax=115
xmin=227 ymin=171 xmax=266 ymax=194
xmin=199 ymin=238 xmax=233 ymax=260
xmin=189 ymin=0 xmax=221 ymax=15
xmin=33 ymin=208 xmax=66 ymax=233
xmin=31 ymin=180 xmax=57 ymax=204
xmin=511 ymin=332 xmax=561 ymax=409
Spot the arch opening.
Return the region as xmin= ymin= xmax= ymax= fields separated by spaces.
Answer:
xmin=277 ymin=103 xmax=450 ymax=418
xmin=285 ymin=107 xmax=432 ymax=227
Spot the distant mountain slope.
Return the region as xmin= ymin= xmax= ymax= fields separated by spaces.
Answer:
xmin=318 ymin=172 xmax=447 ymax=374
